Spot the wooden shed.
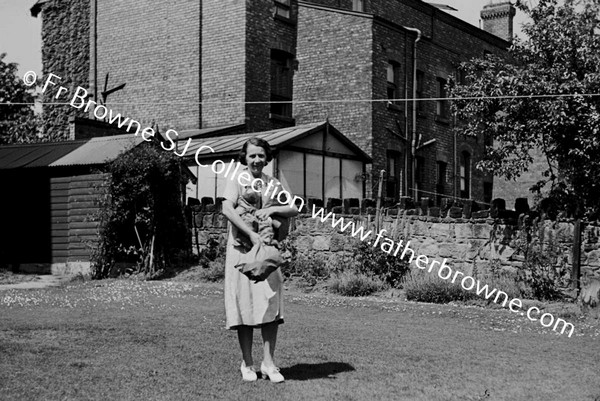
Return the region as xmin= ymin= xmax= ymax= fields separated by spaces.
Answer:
xmin=0 ymin=134 xmax=143 ymax=274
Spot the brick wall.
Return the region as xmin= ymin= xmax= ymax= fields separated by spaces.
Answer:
xmin=245 ymin=0 xmax=298 ymax=132
xmin=201 ymin=0 xmax=245 ymax=128
xmin=294 ymin=5 xmax=374 ymax=154
xmin=40 ymin=0 xmax=90 ymax=140
xmin=96 ymin=0 xmax=201 ymax=131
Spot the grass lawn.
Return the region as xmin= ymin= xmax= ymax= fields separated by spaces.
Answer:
xmin=1 ymin=279 xmax=600 ymax=401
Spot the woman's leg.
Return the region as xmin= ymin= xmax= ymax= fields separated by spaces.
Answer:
xmin=261 ymin=322 xmax=278 ymax=367
xmin=237 ymin=326 xmax=254 ymax=366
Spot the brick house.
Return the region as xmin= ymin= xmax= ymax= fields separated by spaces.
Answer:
xmin=31 ymin=0 xmax=515 ymax=205
xmin=293 ymin=0 xmax=514 ymax=204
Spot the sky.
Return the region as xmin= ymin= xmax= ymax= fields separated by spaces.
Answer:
xmin=0 ymin=0 xmax=530 ymax=77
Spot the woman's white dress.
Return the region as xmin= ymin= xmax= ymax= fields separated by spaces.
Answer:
xmin=223 ymin=169 xmax=289 ymax=329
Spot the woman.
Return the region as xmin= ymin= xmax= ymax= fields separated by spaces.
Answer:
xmin=221 ymin=137 xmax=298 ymax=383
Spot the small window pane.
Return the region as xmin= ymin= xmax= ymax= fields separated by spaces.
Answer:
xmin=387 ymin=63 xmax=395 ymax=83
xmin=436 ymin=78 xmax=447 ymax=117
xmin=341 ymin=159 xmax=363 ymax=199
xmin=352 ymin=0 xmax=364 ymax=12
xmin=324 ymin=156 xmax=340 ymax=199
xmin=274 ymin=0 xmax=291 ymax=19
xmin=306 ymin=154 xmax=323 ymax=199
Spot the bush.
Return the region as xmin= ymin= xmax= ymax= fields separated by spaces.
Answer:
xmin=91 ymin=143 xmax=191 ymax=279
xmin=198 ymin=260 xmax=225 ymax=282
xmin=347 ymin=240 xmax=411 ymax=288
xmin=512 ymin=224 xmax=570 ymax=301
xmin=328 ymin=271 xmax=387 ymax=297
xmin=472 ymin=259 xmax=526 ymax=302
xmin=403 ymin=271 xmax=476 ymax=303
xmin=280 ymin=234 xmax=410 ymax=290
xmin=198 ymin=237 xmax=226 ymax=268
xmin=285 ymin=253 xmax=329 ymax=286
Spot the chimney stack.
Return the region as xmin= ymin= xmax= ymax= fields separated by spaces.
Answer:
xmin=480 ymin=1 xmax=516 ymax=42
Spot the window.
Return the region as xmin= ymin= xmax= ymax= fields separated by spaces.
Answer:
xmin=387 ymin=61 xmax=400 ymax=104
xmin=274 ymin=0 xmax=291 ymax=19
xmin=415 ymin=155 xmax=425 ymax=187
xmin=436 ymin=161 xmax=447 ymax=205
xmin=436 ymin=77 xmax=448 ymax=118
xmin=352 ymin=0 xmax=364 ymax=12
xmin=270 ymin=49 xmax=294 ymax=118
xmin=436 ymin=161 xmax=447 ymax=186
xmin=386 ymin=150 xmax=402 ymax=199
xmin=416 ymin=70 xmax=425 ymax=113
xmin=459 ymin=151 xmax=471 ymax=199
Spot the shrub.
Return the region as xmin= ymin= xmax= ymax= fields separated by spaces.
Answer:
xmin=91 ymin=143 xmax=191 ymax=279
xmin=473 ymin=259 xmax=526 ymax=302
xmin=198 ymin=237 xmax=226 ymax=268
xmin=349 ymin=240 xmax=410 ymax=288
xmin=285 ymin=253 xmax=329 ymax=286
xmin=512 ymin=225 xmax=570 ymax=301
xmin=198 ymin=260 xmax=225 ymax=282
xmin=328 ymin=271 xmax=387 ymax=297
xmin=403 ymin=271 xmax=476 ymax=303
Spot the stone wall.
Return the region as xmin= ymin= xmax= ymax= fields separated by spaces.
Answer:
xmin=190 ymin=201 xmax=600 ymax=296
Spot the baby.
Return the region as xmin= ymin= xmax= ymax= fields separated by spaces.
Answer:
xmin=232 ymin=190 xmax=281 ymax=249
xmin=231 ymin=187 xmax=285 ymax=282
xmin=234 ymin=199 xmax=281 ymax=249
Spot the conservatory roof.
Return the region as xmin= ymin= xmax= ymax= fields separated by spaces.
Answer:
xmin=177 ymin=121 xmax=372 ymax=162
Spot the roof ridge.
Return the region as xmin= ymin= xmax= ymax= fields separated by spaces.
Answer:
xmin=0 ymin=139 xmax=88 ymax=148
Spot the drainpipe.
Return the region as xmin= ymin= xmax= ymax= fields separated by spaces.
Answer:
xmin=403 ymin=27 xmax=421 ymax=201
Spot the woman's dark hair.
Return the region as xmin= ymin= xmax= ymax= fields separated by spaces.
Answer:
xmin=238 ymin=137 xmax=273 ymax=165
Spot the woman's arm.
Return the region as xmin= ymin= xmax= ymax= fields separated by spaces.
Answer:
xmin=222 ymin=199 xmax=262 ymax=245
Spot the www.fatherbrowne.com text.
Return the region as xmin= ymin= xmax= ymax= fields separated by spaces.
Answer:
xmin=310 ymin=205 xmax=575 ymax=337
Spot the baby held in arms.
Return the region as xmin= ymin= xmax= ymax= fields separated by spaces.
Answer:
xmin=232 ymin=190 xmax=286 ymax=282
xmin=233 ymin=196 xmax=282 ymax=249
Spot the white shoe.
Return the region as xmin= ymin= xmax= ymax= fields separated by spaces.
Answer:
xmin=241 ymin=361 xmax=257 ymax=382
xmin=260 ymin=362 xmax=285 ymax=383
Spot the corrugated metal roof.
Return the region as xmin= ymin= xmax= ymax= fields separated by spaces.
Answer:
xmin=179 ymin=122 xmax=326 ymax=157
xmin=0 ymin=140 xmax=86 ymax=169
xmin=50 ymin=134 xmax=144 ymax=167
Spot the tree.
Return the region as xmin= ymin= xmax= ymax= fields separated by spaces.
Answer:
xmin=0 ymin=53 xmax=40 ymax=144
xmin=450 ymin=0 xmax=600 ymax=217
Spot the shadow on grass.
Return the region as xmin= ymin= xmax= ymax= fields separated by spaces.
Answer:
xmin=279 ymin=362 xmax=355 ymax=380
